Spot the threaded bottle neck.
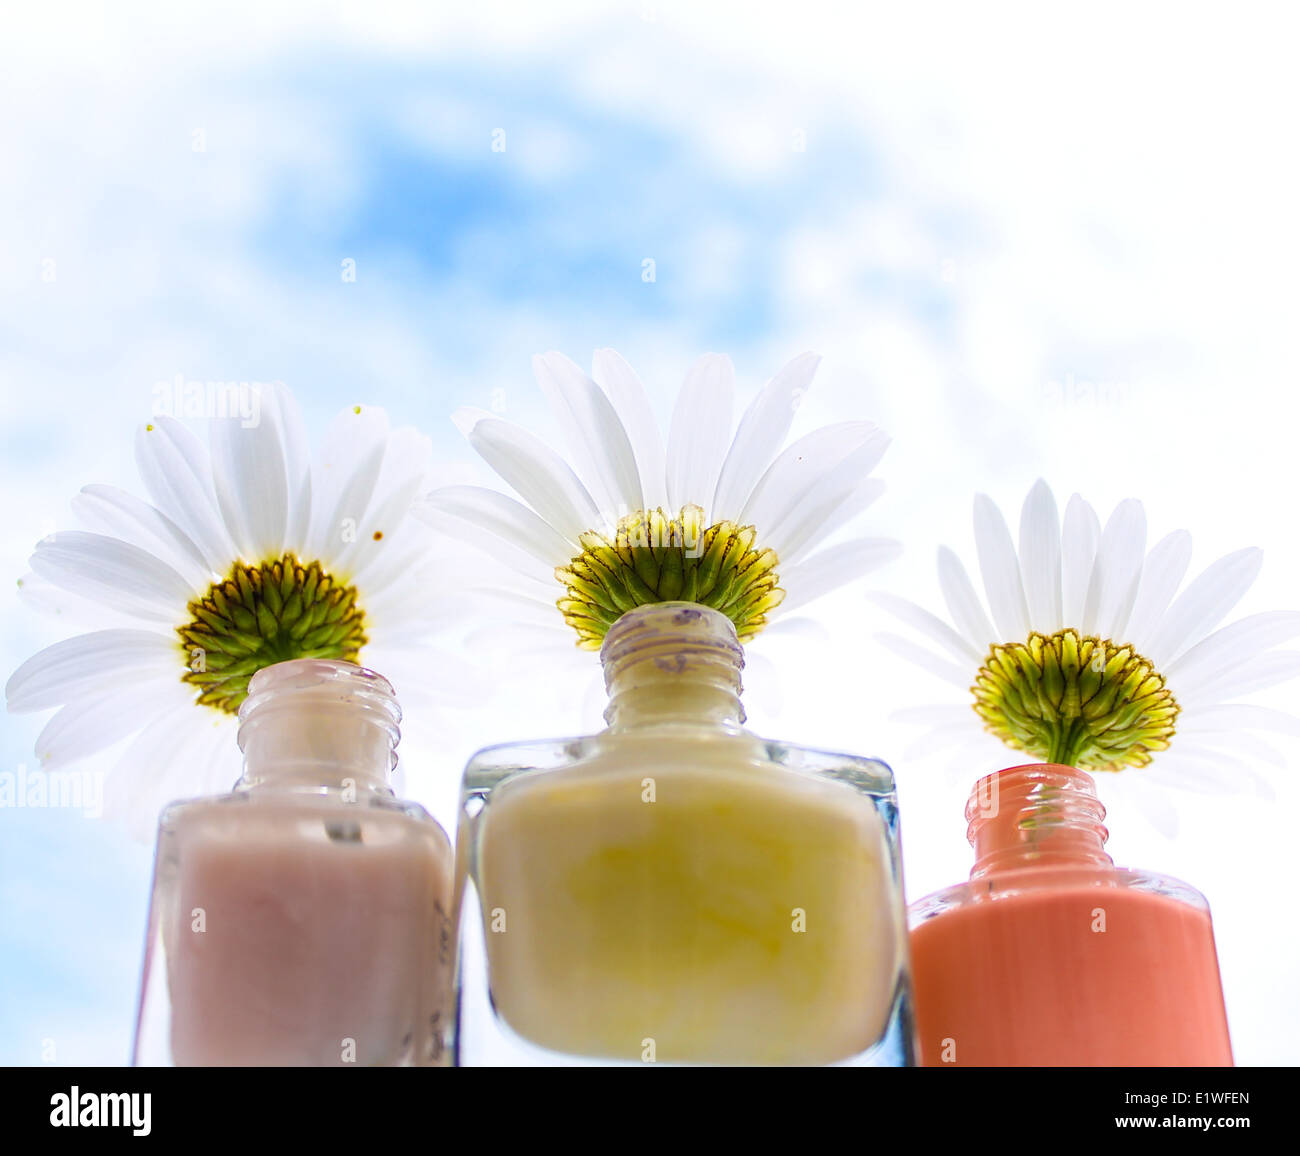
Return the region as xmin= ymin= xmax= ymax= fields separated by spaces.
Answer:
xmin=600 ymin=602 xmax=746 ymax=732
xmin=235 ymin=659 xmax=401 ymax=794
xmin=966 ymin=763 xmax=1113 ymax=878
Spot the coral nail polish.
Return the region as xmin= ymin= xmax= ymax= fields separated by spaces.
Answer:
xmin=909 ymin=763 xmax=1232 ymax=1066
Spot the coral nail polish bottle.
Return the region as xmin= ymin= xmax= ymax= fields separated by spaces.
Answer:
xmin=132 ymin=659 xmax=455 ymax=1066
xmin=909 ymin=763 xmax=1232 ymax=1066
xmin=455 ymin=602 xmax=913 ymax=1066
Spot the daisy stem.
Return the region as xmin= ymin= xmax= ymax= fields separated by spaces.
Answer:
xmin=1047 ymin=719 xmax=1080 ymax=766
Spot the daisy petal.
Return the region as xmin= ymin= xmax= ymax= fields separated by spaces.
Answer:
xmin=764 ymin=432 xmax=891 ymax=564
xmin=1147 ymin=748 xmax=1274 ymax=799
xmin=209 ymin=392 xmax=291 ymax=562
xmin=740 ymin=422 xmax=883 ymax=544
xmin=1179 ymin=703 xmax=1300 ymax=737
xmin=592 ymin=348 xmax=667 ymax=512
xmin=760 ymin=615 xmax=829 ymax=640
xmin=534 ymin=352 xmax=643 ymax=517
xmin=792 ymin=477 xmax=887 ymax=559
xmin=875 ymin=631 xmax=973 ymax=688
xmin=712 ymin=352 xmax=820 ymax=522
xmin=779 ymin=538 xmax=901 ymax=612
xmin=1184 ymin=728 xmax=1287 ymax=770
xmin=937 ymin=545 xmax=997 ymax=653
xmin=273 ymin=385 xmax=314 ymax=552
xmin=134 ymin=417 xmax=233 ymax=571
xmin=1125 ymin=530 xmax=1193 ymax=652
xmin=15 ymin=570 xmax=145 ymax=631
xmin=30 ymin=532 xmax=193 ymax=624
xmin=890 ymin=704 xmax=978 ymax=726
xmin=665 ymin=353 xmax=735 ymax=515
xmin=1092 ymin=498 xmax=1147 ymax=640
xmin=71 ymin=484 xmax=210 ymax=590
xmin=1017 ymin=479 xmax=1062 ymax=633
xmin=364 ymin=569 xmax=482 ymax=636
xmin=1145 ymin=547 xmax=1264 ymax=668
xmin=420 ymin=485 xmax=571 ymax=571
xmin=973 ymin=493 xmax=1030 ymax=641
xmin=333 ymin=426 xmax=434 ymax=581
xmin=447 ymin=587 xmax=569 ymax=629
xmin=867 ymin=592 xmax=984 ymax=665
xmin=462 ymin=414 xmax=602 ymax=544
xmin=1165 ymin=610 xmax=1300 ymax=693
xmin=105 ymin=706 xmax=236 ymax=836
xmin=6 ymin=629 xmax=178 ymax=712
xmin=1177 ymin=649 xmax=1300 ymax=706
xmin=34 ymin=673 xmax=189 ymax=767
xmin=309 ymin=405 xmax=391 ymax=562
xmin=1059 ymin=493 xmax=1101 ymax=628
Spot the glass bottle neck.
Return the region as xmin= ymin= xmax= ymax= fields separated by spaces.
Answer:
xmin=966 ymin=763 xmax=1113 ymax=878
xmin=600 ymin=602 xmax=746 ymax=733
xmin=234 ymin=659 xmax=401 ymax=795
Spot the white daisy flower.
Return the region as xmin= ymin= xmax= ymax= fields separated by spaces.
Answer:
xmin=418 ymin=349 xmax=900 ymax=658
xmin=6 ymin=386 xmax=464 ymax=832
xmin=875 ymin=478 xmax=1300 ymax=813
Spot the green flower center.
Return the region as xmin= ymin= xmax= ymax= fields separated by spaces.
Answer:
xmin=972 ymin=628 xmax=1179 ymax=771
xmin=177 ymin=554 xmax=368 ymax=714
xmin=556 ymin=504 xmax=785 ymax=649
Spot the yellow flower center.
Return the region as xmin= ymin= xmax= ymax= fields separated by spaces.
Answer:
xmin=972 ymin=628 xmax=1179 ymax=771
xmin=177 ymin=554 xmax=368 ymax=714
xmin=555 ymin=504 xmax=784 ymax=649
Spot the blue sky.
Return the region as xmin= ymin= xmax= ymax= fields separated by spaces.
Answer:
xmin=3 ymin=2 xmax=1300 ymax=1065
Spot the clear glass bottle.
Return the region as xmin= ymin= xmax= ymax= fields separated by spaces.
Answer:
xmin=909 ymin=763 xmax=1233 ymax=1066
xmin=455 ymin=601 xmax=913 ymax=1066
xmin=132 ymin=659 xmax=455 ymax=1066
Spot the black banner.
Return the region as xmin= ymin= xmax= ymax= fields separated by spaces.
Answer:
xmin=1 ymin=1065 xmax=1289 ymax=1142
